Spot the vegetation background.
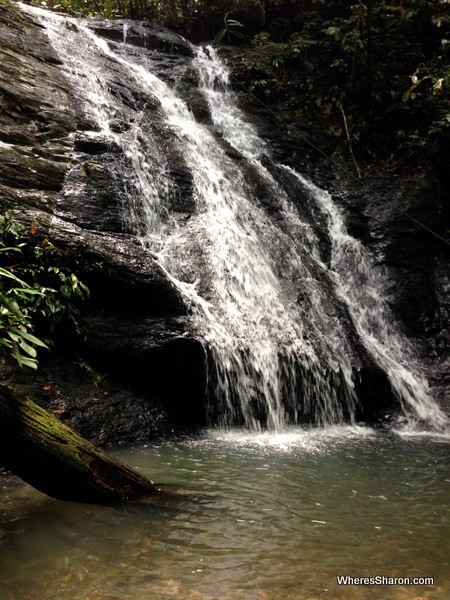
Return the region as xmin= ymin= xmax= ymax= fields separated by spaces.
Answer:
xmin=35 ymin=0 xmax=450 ymax=174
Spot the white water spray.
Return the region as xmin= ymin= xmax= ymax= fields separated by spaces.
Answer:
xmin=195 ymin=45 xmax=448 ymax=432
xmin=284 ymin=169 xmax=448 ymax=430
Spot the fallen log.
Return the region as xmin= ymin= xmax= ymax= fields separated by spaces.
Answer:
xmin=0 ymin=384 xmax=160 ymax=504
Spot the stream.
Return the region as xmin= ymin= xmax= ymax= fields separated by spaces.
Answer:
xmin=1 ymin=427 xmax=448 ymax=599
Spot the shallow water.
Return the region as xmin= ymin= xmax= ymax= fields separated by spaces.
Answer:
xmin=1 ymin=426 xmax=449 ymax=599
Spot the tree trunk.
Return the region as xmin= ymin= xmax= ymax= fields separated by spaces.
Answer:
xmin=0 ymin=384 xmax=160 ymax=504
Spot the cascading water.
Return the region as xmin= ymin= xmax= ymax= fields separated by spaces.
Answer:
xmin=20 ymin=5 xmax=447 ymax=432
xmin=194 ymin=46 xmax=448 ymax=432
xmin=282 ymin=169 xmax=448 ymax=430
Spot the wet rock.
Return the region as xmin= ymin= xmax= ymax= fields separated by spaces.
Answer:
xmin=0 ymin=18 xmax=78 ymax=146
xmin=0 ymin=2 xmax=201 ymax=443
xmin=326 ymin=174 xmax=450 ymax=405
xmin=91 ymin=20 xmax=193 ymax=57
xmin=80 ymin=311 xmax=207 ymax=426
xmin=0 ymin=143 xmax=69 ymax=191
xmin=336 ymin=177 xmax=449 ymax=340
xmin=0 ymin=358 xmax=173 ymax=446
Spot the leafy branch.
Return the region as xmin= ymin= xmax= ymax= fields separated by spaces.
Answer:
xmin=0 ymin=213 xmax=89 ymax=369
xmin=214 ymin=13 xmax=245 ymax=45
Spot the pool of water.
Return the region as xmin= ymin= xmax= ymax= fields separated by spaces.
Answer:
xmin=0 ymin=426 xmax=449 ymax=599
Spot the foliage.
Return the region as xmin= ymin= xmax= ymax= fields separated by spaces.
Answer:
xmin=36 ymin=0 xmax=264 ymax=41
xmin=214 ymin=17 xmax=245 ymax=44
xmin=0 ymin=213 xmax=89 ymax=369
xmin=231 ymin=0 xmax=450 ymax=168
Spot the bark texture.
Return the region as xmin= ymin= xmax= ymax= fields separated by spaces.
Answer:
xmin=0 ymin=384 xmax=160 ymax=504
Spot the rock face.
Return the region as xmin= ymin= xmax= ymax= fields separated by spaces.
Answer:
xmin=0 ymin=3 xmax=206 ymax=442
xmin=0 ymin=2 xmax=448 ymax=439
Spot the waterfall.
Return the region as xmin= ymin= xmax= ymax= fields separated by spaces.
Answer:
xmin=281 ymin=169 xmax=448 ymax=430
xmin=20 ymin=5 xmax=447 ymax=432
xmin=194 ymin=46 xmax=448 ymax=431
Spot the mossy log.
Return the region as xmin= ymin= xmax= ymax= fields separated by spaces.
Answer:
xmin=0 ymin=384 xmax=160 ymax=504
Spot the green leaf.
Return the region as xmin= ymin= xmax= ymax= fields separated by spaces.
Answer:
xmin=226 ymin=19 xmax=244 ymax=28
xmin=20 ymin=356 xmax=38 ymax=369
xmin=12 ymin=328 xmax=49 ymax=349
xmin=229 ymin=29 xmax=246 ymax=40
xmin=7 ymin=330 xmax=21 ymax=343
xmin=0 ymin=267 xmax=29 ymax=286
xmin=18 ymin=337 xmax=37 ymax=358
xmin=214 ymin=28 xmax=227 ymax=44
xmin=402 ymin=88 xmax=413 ymax=102
xmin=79 ymin=282 xmax=90 ymax=297
xmin=60 ymin=284 xmax=71 ymax=297
xmin=11 ymin=287 xmax=45 ymax=296
xmin=11 ymin=341 xmax=23 ymax=368
xmin=0 ymin=212 xmax=89 ymax=368
xmin=0 ymin=247 xmax=21 ymax=253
